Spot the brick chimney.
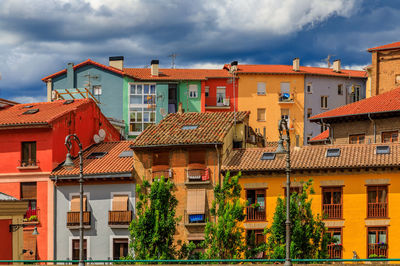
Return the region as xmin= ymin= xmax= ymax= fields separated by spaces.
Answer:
xmin=293 ymin=58 xmax=300 ymax=71
xmin=333 ymin=59 xmax=341 ymax=72
xmin=151 ymin=60 xmax=159 ymax=76
xmin=109 ymin=56 xmax=124 ymax=70
xmin=178 ymin=102 xmax=183 ymax=114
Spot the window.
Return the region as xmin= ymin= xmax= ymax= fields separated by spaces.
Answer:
xmin=93 ymin=85 xmax=102 ymax=96
xmin=326 ymin=148 xmax=340 ymax=157
xmin=246 ymin=230 xmax=265 ymax=258
xmin=321 ymin=96 xmax=328 ymax=109
xmin=112 ymin=195 xmax=129 ymax=211
xmin=367 ymin=186 xmax=387 ymax=218
xmin=246 ymin=189 xmax=266 ymax=221
xmin=70 ymin=195 xmax=87 ymax=212
xmin=216 ymin=87 xmax=226 ymax=106
xmin=188 ymin=84 xmax=198 ymax=98
xmin=322 ymin=187 xmax=342 ymax=219
xmin=186 ymin=189 xmax=206 ymax=223
xmin=129 ymin=83 xmax=156 ymax=134
xmin=284 ymin=186 xmax=302 ymax=197
xmin=261 ymin=152 xmax=275 ymax=160
xmin=338 ymin=84 xmax=343 ymax=95
xmin=72 ymin=239 xmax=87 ymax=260
xmin=351 ymin=86 xmax=361 ymax=103
xmin=307 ymin=108 xmax=312 ymax=118
xmin=87 ymin=152 xmax=107 ymax=159
xmin=21 ymin=142 xmax=37 ymax=167
xmin=382 ymin=131 xmax=398 ymax=143
xmin=113 ymin=238 xmax=129 ymax=260
xmin=21 ymin=182 xmax=37 ymax=220
xmin=257 ymin=108 xmax=266 ymax=121
xmin=327 ymin=228 xmax=342 ymax=259
xmin=182 ymin=125 xmax=198 ymax=130
xmin=349 ymin=134 xmax=365 ymax=144
xmin=281 ymin=109 xmax=289 ymax=126
xmin=376 ymin=145 xmax=390 ymax=155
xmin=280 ymin=82 xmax=291 ymax=101
xmin=119 ymin=150 xmax=134 ymax=158
xmin=257 ymin=82 xmax=266 ymax=95
xmin=367 ymin=227 xmax=388 ymax=258
xmin=306 ymin=82 xmax=312 ymax=94
xmin=205 ymin=86 xmax=209 ymax=97
xmin=109 ymin=195 xmax=131 ymax=226
xmin=23 ymin=109 xmax=39 ymax=115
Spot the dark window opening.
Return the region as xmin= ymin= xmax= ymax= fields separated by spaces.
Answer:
xmin=113 ymin=238 xmax=129 ymax=260
xmin=72 ymin=239 xmax=87 ymax=261
xmin=21 ymin=142 xmax=37 ymax=167
xmin=87 ymin=152 xmax=107 ymax=159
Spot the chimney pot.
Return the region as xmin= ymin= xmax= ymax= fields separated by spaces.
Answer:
xmin=109 ymin=56 xmax=124 ymax=70
xmin=151 ymin=59 xmax=159 ymax=76
xmin=333 ymin=59 xmax=341 ymax=72
xmin=293 ymin=58 xmax=300 ymax=71
xmin=178 ymin=102 xmax=183 ymax=114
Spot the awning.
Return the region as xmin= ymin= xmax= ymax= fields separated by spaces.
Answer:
xmin=112 ymin=195 xmax=129 ymax=211
xmin=187 ymin=189 xmax=206 ymax=215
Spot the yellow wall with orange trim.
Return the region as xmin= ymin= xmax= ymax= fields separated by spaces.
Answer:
xmin=237 ymin=74 xmax=305 ymax=145
xmin=238 ymin=170 xmax=400 ymax=259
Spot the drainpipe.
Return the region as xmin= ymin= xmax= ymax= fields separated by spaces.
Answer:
xmin=368 ymin=113 xmax=376 ymax=143
xmin=53 ymin=176 xmax=58 ymax=261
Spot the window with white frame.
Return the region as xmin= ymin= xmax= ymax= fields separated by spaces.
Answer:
xmin=216 ymin=87 xmax=226 ymax=106
xmin=257 ymin=82 xmax=266 ymax=95
xmin=129 ymin=83 xmax=156 ymax=134
xmin=188 ymin=84 xmax=198 ymax=98
xmin=93 ymin=85 xmax=102 ymax=96
xmin=321 ymin=96 xmax=328 ymax=109
xmin=281 ymin=109 xmax=290 ymax=127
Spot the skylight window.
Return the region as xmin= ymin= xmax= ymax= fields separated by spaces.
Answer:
xmin=22 ymin=109 xmax=39 ymax=115
xmin=119 ymin=150 xmax=134 ymax=158
xmin=326 ymin=148 xmax=340 ymax=157
xmin=261 ymin=152 xmax=276 ymax=160
xmin=63 ymin=100 xmax=74 ymax=105
xmin=182 ymin=125 xmax=198 ymax=130
xmin=376 ymin=145 xmax=390 ymax=155
xmin=87 ymin=152 xmax=107 ymax=159
xmin=23 ymin=105 xmax=34 ymax=108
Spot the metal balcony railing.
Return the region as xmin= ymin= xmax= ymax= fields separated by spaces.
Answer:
xmin=152 ymin=169 xmax=172 ymax=180
xmin=368 ymin=243 xmax=387 ymax=258
xmin=328 ymin=244 xmax=342 ymax=259
xmin=185 ymin=168 xmax=210 ymax=183
xmin=368 ymin=203 xmax=387 ymax=218
xmin=246 ymin=206 xmax=266 ymax=221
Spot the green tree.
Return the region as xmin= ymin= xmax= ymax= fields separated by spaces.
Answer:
xmin=265 ymin=179 xmax=331 ymax=260
xmin=126 ymin=177 xmax=179 ymax=260
xmin=202 ymin=172 xmax=247 ymax=259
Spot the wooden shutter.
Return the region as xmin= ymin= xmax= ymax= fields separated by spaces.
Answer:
xmin=189 ymin=150 xmax=206 ymax=165
xmin=21 ymin=182 xmax=37 ymax=199
xmin=112 ymin=195 xmax=129 ymax=211
xmin=187 ymin=189 xmax=206 ymax=214
xmin=71 ymin=195 xmax=87 ymax=211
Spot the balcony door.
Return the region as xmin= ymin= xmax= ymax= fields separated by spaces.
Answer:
xmin=216 ymin=87 xmax=226 ymax=106
xmin=322 ymin=187 xmax=342 ymax=219
xmin=246 ymin=189 xmax=266 ymax=221
xmin=367 ymin=186 xmax=387 ymax=218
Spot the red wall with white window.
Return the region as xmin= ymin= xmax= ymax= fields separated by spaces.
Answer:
xmin=202 ymin=77 xmax=238 ymax=112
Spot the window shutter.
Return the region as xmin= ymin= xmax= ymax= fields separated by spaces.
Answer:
xmin=71 ymin=195 xmax=87 ymax=211
xmin=21 ymin=182 xmax=37 ymax=199
xmin=187 ymin=189 xmax=206 ymax=214
xmin=112 ymin=195 xmax=129 ymax=211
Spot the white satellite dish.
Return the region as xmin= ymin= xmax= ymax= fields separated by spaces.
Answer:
xmin=160 ymin=108 xmax=167 ymax=117
xmin=93 ymin=134 xmax=101 ymax=144
xmin=99 ymin=129 xmax=106 ymax=139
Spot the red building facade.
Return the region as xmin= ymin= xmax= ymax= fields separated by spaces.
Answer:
xmin=201 ymin=77 xmax=238 ymax=113
xmin=0 ymin=99 xmax=121 ymax=260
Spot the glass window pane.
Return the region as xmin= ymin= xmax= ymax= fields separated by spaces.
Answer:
xmin=378 ymin=231 xmax=387 ymax=243
xmin=136 ymin=85 xmax=142 ymax=94
xmin=378 ymin=188 xmax=387 ymax=203
xmin=143 ymin=112 xmax=150 ymax=122
xmin=143 ymin=123 xmax=152 ymax=130
xmin=256 ymin=194 xmax=265 ymax=208
xmin=333 ymin=232 xmax=341 ymax=244
xmin=323 ymin=191 xmax=331 ymax=204
xmin=144 ymin=85 xmax=149 ymax=94
xmin=150 ymin=112 xmax=156 ymax=122
xmin=137 ymin=112 xmax=142 ymax=122
xmin=130 ymin=123 xmax=142 ymax=132
xmin=368 ymin=232 xmax=376 ymax=244
xmin=130 ymin=85 xmax=136 ymax=94
xmin=150 ymin=85 xmax=156 ymax=94
xmin=130 ymin=112 xmax=136 ymax=122
xmin=130 ymin=95 xmax=142 ymax=104
xmin=333 ymin=191 xmax=341 ymax=204
xmin=368 ymin=190 xmax=377 ymax=203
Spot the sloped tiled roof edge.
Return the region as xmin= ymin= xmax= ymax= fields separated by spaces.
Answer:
xmin=368 ymin=41 xmax=400 ymax=52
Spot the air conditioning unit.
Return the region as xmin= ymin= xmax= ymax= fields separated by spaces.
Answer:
xmin=223 ymin=98 xmax=230 ymax=106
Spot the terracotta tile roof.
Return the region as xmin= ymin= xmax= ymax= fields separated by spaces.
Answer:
xmin=309 ymin=129 xmax=329 ymax=142
xmin=51 ymin=141 xmax=134 ymax=177
xmin=123 ymin=68 xmax=231 ymax=81
xmin=222 ymin=143 xmax=400 ymax=172
xmin=368 ymin=41 xmax=400 ymax=52
xmin=132 ymin=111 xmax=249 ymax=148
xmin=234 ymin=65 xmax=367 ymax=78
xmin=0 ymin=99 xmax=93 ymax=128
xmin=42 ymin=59 xmax=124 ymax=82
xmin=310 ymin=87 xmax=400 ymax=121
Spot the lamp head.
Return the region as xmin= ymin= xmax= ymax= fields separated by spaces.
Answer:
xmin=63 ymin=152 xmax=75 ymax=170
xmin=275 ymin=139 xmax=286 ymax=155
xmin=32 ymin=226 xmax=39 ymax=236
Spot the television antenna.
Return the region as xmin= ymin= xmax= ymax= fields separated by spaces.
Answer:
xmin=322 ymin=55 xmax=335 ymax=68
xmin=168 ymin=53 xmax=178 ymax=69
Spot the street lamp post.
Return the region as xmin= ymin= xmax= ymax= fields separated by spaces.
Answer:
xmin=63 ymin=134 xmax=84 ymax=266
xmin=275 ymin=119 xmax=292 ymax=266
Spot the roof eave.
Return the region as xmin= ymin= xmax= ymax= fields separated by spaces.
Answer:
xmin=310 ymin=109 xmax=400 ymax=123
xmin=131 ymin=142 xmax=223 ymax=149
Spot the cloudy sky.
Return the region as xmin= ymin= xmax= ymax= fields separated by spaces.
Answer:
xmin=0 ymin=0 xmax=399 ymax=103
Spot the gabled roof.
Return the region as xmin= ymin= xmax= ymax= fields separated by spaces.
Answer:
xmin=51 ymin=141 xmax=134 ymax=178
xmin=228 ymin=64 xmax=367 ymax=78
xmin=42 ymin=59 xmax=124 ymax=82
xmin=0 ymin=99 xmax=92 ymax=128
xmin=0 ymin=98 xmax=18 ymax=109
xmin=309 ymin=129 xmax=330 ymax=142
xmin=368 ymin=41 xmax=400 ymax=52
xmin=310 ymin=87 xmax=400 ymax=122
xmin=123 ymin=68 xmax=232 ymax=81
xmin=132 ymin=111 xmax=249 ymax=148
xmin=222 ymin=143 xmax=400 ymax=172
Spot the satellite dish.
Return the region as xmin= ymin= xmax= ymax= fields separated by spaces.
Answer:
xmin=160 ymin=108 xmax=167 ymax=117
xmin=93 ymin=134 xmax=101 ymax=144
xmin=98 ymin=129 xmax=106 ymax=139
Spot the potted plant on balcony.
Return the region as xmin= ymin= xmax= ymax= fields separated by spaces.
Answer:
xmin=378 ymin=242 xmax=387 ymax=250
xmin=249 ymin=203 xmax=260 ymax=209
xmin=333 ymin=243 xmax=342 ymax=251
xmin=28 ymin=215 xmax=38 ymax=222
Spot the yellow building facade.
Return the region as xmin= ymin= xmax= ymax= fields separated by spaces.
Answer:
xmin=223 ymin=144 xmax=400 ymax=259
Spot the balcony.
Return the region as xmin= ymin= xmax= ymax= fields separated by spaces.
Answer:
xmin=185 ymin=168 xmax=211 ymax=185
xmin=17 ymin=160 xmax=40 ymax=170
xmin=278 ymin=93 xmax=295 ymax=104
xmin=24 ymin=208 xmax=40 ymax=223
xmin=368 ymin=243 xmax=387 ymax=258
xmin=205 ymin=97 xmax=231 ymax=110
xmin=67 ymin=211 xmax=91 ymax=228
xmin=152 ymin=169 xmax=172 ymax=180
xmin=322 ymin=204 xmax=342 ymax=219
xmin=328 ymin=244 xmax=342 ymax=259
xmin=109 ymin=210 xmax=132 ymax=228
xmin=368 ymin=203 xmax=387 ymax=218
xmin=246 ymin=206 xmax=266 ymax=221
xmin=184 ymin=210 xmax=209 ymax=227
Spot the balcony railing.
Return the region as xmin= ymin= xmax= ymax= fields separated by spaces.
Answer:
xmin=152 ymin=169 xmax=172 ymax=180
xmin=67 ymin=211 xmax=91 ymax=227
xmin=109 ymin=210 xmax=132 ymax=225
xmin=18 ymin=160 xmax=40 ymax=169
xmin=246 ymin=206 xmax=266 ymax=221
xmin=328 ymin=244 xmax=342 ymax=259
xmin=205 ymin=97 xmax=230 ymax=109
xmin=185 ymin=168 xmax=210 ymax=184
xmin=368 ymin=243 xmax=387 ymax=258
xmin=322 ymin=204 xmax=342 ymax=219
xmin=24 ymin=208 xmax=39 ymax=222
xmin=368 ymin=203 xmax=387 ymax=218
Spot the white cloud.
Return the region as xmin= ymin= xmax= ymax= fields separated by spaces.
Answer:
xmin=10 ymin=95 xmax=47 ymax=103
